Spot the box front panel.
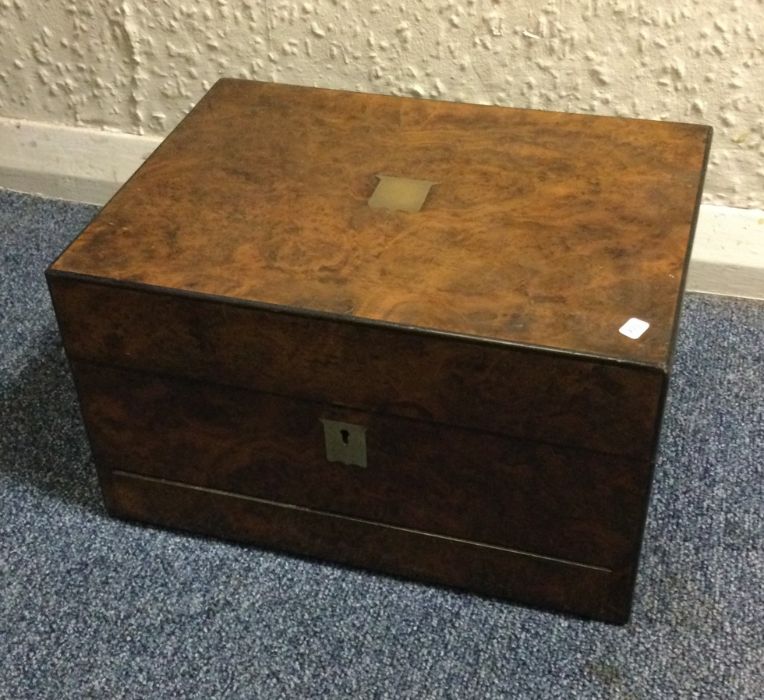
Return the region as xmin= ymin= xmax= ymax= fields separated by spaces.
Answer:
xmin=72 ymin=360 xmax=653 ymax=575
xmin=49 ymin=274 xmax=667 ymax=622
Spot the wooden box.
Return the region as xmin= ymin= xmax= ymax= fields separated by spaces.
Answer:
xmin=47 ymin=79 xmax=711 ymax=623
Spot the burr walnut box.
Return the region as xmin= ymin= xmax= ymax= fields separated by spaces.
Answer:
xmin=47 ymin=79 xmax=711 ymax=623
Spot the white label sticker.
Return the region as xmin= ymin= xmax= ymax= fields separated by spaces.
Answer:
xmin=619 ymin=317 xmax=650 ymax=340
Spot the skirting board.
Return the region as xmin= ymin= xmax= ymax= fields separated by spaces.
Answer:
xmin=0 ymin=117 xmax=162 ymax=206
xmin=1 ymin=116 xmax=762 ymax=300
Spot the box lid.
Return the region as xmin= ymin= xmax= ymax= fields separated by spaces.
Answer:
xmin=50 ymin=79 xmax=711 ymax=368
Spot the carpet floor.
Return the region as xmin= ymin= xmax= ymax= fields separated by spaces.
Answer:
xmin=1 ymin=188 xmax=762 ymax=699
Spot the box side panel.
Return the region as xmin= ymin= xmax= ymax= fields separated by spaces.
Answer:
xmin=72 ymin=360 xmax=653 ymax=572
xmin=109 ymin=469 xmax=634 ymax=624
xmin=48 ymin=275 xmax=664 ymax=459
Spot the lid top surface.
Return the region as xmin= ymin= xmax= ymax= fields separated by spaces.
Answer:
xmin=52 ymin=79 xmax=711 ymax=366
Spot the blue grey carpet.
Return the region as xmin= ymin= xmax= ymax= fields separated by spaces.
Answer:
xmin=1 ymin=188 xmax=762 ymax=699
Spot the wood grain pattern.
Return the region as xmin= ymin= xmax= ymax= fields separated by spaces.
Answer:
xmin=49 ymin=275 xmax=665 ymax=459
xmin=72 ymin=360 xmax=653 ymax=569
xmin=50 ymin=78 xmax=711 ymax=366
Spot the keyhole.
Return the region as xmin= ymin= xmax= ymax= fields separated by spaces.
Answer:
xmin=340 ymin=429 xmax=350 ymax=445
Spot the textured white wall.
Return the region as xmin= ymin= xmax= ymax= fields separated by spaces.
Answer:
xmin=1 ymin=0 xmax=762 ymax=207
